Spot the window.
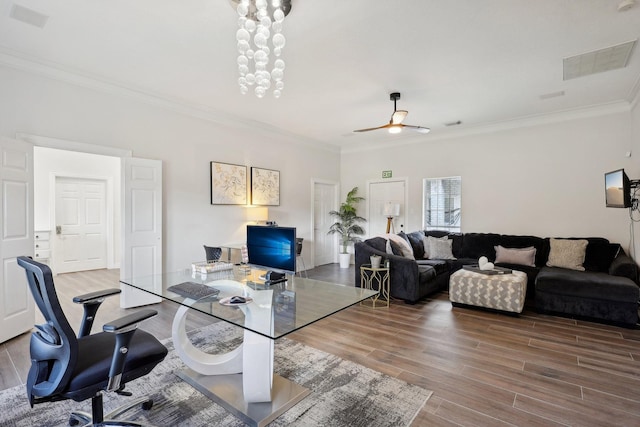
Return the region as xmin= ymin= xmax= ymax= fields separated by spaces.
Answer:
xmin=423 ymin=176 xmax=461 ymax=232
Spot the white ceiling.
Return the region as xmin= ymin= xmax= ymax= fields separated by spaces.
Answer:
xmin=1 ymin=0 xmax=640 ymax=150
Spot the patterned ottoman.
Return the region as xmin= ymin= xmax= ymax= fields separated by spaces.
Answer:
xmin=449 ymin=268 xmax=527 ymax=314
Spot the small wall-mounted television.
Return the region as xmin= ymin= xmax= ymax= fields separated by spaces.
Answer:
xmin=604 ymin=169 xmax=631 ymax=208
xmin=246 ymin=225 xmax=296 ymax=273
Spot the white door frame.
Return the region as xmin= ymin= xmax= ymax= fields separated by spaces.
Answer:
xmin=19 ymin=133 xmax=131 ymax=274
xmin=366 ymin=177 xmax=409 ymax=237
xmin=310 ymin=179 xmax=339 ymax=266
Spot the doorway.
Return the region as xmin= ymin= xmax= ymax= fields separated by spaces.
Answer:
xmin=34 ymin=145 xmax=121 ymax=273
xmin=367 ymin=179 xmax=408 ymax=237
xmin=312 ymin=180 xmax=338 ymax=267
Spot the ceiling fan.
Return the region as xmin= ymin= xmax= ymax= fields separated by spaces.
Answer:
xmin=353 ymin=92 xmax=430 ymax=134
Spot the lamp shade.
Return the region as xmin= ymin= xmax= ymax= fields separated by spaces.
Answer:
xmin=382 ymin=202 xmax=400 ymax=217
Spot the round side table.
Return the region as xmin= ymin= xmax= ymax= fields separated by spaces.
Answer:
xmin=360 ymin=264 xmax=390 ymax=308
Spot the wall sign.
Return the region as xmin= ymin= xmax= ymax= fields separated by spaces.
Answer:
xmin=382 ymin=170 xmax=392 ymax=178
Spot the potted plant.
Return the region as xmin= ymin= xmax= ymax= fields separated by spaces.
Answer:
xmin=328 ymin=187 xmax=366 ymax=268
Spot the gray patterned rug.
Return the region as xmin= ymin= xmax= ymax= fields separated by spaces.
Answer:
xmin=0 ymin=322 xmax=431 ymax=426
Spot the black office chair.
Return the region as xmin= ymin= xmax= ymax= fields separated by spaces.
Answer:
xmin=296 ymin=237 xmax=307 ymax=278
xmin=17 ymin=256 xmax=168 ymax=426
xmin=203 ymin=245 xmax=223 ymax=262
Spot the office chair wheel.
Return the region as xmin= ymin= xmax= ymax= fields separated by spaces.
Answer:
xmin=68 ymin=414 xmax=82 ymax=426
xmin=141 ymin=399 xmax=154 ymax=411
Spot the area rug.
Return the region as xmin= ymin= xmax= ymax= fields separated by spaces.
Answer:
xmin=0 ymin=322 xmax=431 ymax=426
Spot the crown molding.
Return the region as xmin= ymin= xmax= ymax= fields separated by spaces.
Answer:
xmin=15 ymin=133 xmax=133 ymax=157
xmin=0 ymin=46 xmax=340 ymax=154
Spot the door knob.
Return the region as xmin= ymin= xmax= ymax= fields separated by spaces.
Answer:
xmin=56 ymin=225 xmax=62 ymax=234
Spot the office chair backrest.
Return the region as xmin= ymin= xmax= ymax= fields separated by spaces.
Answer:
xmin=203 ymin=245 xmax=222 ymax=262
xmin=17 ymin=256 xmax=78 ymax=405
xmin=296 ymin=238 xmax=304 ymax=256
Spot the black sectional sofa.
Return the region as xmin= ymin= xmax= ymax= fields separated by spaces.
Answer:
xmin=354 ymin=231 xmax=639 ymax=327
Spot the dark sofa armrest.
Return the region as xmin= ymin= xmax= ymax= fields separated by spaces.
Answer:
xmin=355 ymin=242 xmax=417 ymax=283
xmin=609 ymin=252 xmax=639 ymax=284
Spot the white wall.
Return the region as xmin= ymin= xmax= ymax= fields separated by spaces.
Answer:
xmin=33 ymin=147 xmax=121 ymax=268
xmin=342 ymin=111 xmax=636 ymax=253
xmin=0 ymin=64 xmax=340 ymax=272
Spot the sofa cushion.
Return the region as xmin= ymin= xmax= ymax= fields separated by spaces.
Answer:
xmin=429 ymin=238 xmax=456 ymax=260
xmin=416 ymin=259 xmax=449 ymax=275
xmin=499 ymin=235 xmax=549 ymax=266
xmin=494 ymin=245 xmax=536 ymax=267
xmin=405 ymin=231 xmax=426 ymax=259
xmin=536 ymin=267 xmax=640 ymax=303
xmin=425 ymin=231 xmax=464 ymax=258
xmin=365 ymin=237 xmax=388 ymax=253
xmin=547 ymin=238 xmax=588 ymax=271
xmin=462 ymin=233 xmax=501 ymax=260
xmin=382 ymin=234 xmax=414 ymax=259
xmin=582 ymin=238 xmax=613 ymax=272
xmin=386 ymin=239 xmax=404 ymax=257
xmin=424 ymin=235 xmax=448 ymax=259
xmin=417 ymin=264 xmax=437 ymax=284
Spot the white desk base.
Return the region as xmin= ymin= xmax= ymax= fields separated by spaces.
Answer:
xmin=171 ymin=282 xmax=310 ymax=426
xmin=176 ymin=369 xmax=310 ymax=427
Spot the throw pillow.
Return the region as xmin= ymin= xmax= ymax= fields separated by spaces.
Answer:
xmin=386 ymin=239 xmax=405 ymax=257
xmin=429 ymin=238 xmax=456 ymax=260
xmin=406 ymin=231 xmax=426 ymax=259
xmin=423 ymin=235 xmax=448 ymax=259
xmin=546 ymin=238 xmax=588 ymax=271
xmin=494 ymin=245 xmax=537 ymax=267
xmin=381 ymin=233 xmax=415 ymax=259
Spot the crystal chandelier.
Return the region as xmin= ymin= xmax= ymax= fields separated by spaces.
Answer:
xmin=232 ymin=0 xmax=292 ymax=98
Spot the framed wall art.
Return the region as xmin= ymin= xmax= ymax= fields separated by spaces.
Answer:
xmin=251 ymin=167 xmax=280 ymax=206
xmin=210 ymin=161 xmax=247 ymax=205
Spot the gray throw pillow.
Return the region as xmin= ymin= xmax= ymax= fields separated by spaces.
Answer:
xmin=546 ymin=238 xmax=588 ymax=271
xmin=423 ymin=235 xmax=448 ymax=259
xmin=429 ymin=238 xmax=456 ymax=260
xmin=494 ymin=245 xmax=537 ymax=267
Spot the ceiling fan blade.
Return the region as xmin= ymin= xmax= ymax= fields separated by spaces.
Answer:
xmin=353 ymin=124 xmax=392 ymax=132
xmin=402 ymin=124 xmax=431 ymax=134
xmin=391 ymin=110 xmax=408 ymax=124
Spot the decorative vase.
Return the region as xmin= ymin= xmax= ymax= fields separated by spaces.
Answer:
xmin=370 ymin=255 xmax=382 ymax=268
xmin=339 ymin=253 xmax=351 ymax=268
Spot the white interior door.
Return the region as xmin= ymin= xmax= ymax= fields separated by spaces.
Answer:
xmin=120 ymin=157 xmax=162 ymax=308
xmin=313 ymin=181 xmax=337 ymax=266
xmin=0 ymin=137 xmax=34 ymax=343
xmin=54 ymin=177 xmax=107 ymax=273
xmin=368 ymin=179 xmax=407 ymax=237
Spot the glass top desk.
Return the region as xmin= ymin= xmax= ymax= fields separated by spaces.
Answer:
xmin=120 ymin=267 xmax=377 ymax=427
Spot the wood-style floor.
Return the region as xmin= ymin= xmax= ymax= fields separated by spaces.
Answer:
xmin=1 ymin=265 xmax=639 ymax=426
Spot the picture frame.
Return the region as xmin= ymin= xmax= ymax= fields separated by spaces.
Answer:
xmin=251 ymin=167 xmax=280 ymax=206
xmin=210 ymin=161 xmax=247 ymax=205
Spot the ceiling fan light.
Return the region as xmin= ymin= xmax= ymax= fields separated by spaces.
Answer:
xmin=388 ymin=125 xmax=402 ymax=134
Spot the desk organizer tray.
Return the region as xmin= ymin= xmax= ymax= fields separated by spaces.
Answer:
xmin=462 ymin=265 xmax=513 ymax=275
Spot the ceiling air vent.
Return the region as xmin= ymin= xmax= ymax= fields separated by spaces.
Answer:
xmin=9 ymin=3 xmax=49 ymax=29
xmin=563 ymin=40 xmax=636 ymax=80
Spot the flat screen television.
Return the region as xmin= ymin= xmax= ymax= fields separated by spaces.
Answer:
xmin=604 ymin=169 xmax=631 ymax=208
xmin=246 ymin=225 xmax=296 ymax=273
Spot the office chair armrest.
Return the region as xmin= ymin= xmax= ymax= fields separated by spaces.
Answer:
xmin=73 ymin=288 xmax=121 ymax=304
xmin=103 ymin=309 xmax=158 ymax=392
xmin=103 ymin=309 xmax=157 ymax=333
xmin=73 ymin=288 xmax=122 ymax=338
